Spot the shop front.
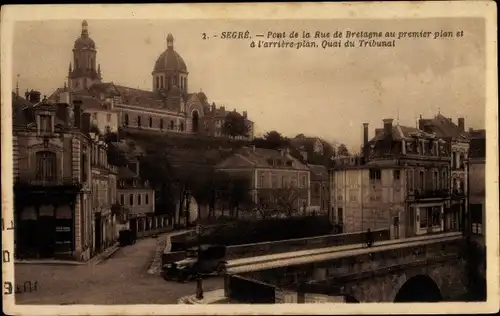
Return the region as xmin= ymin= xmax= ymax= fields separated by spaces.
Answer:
xmin=14 ymin=186 xmax=79 ymax=260
xmin=411 ymin=203 xmax=445 ymax=236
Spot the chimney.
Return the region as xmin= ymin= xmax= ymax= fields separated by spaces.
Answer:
xmin=73 ymin=100 xmax=82 ymax=128
xmin=383 ymin=118 xmax=394 ymax=138
xmin=81 ymin=112 xmax=92 ymax=133
xmin=56 ymin=103 xmax=68 ymax=126
xmin=221 ymin=106 xmax=225 ymax=112
xmin=418 ymin=118 xmax=426 ymax=131
xmin=363 ymin=123 xmax=369 ymax=159
xmin=29 ymin=90 xmax=41 ymax=104
xmin=458 ymin=117 xmax=465 ymax=132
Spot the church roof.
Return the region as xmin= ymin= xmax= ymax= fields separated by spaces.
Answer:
xmin=152 ymin=34 xmax=187 ymax=73
xmin=74 ymin=20 xmax=95 ymax=50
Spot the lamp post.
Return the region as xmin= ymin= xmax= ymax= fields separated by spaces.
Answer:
xmin=195 ymin=223 xmax=204 ymax=300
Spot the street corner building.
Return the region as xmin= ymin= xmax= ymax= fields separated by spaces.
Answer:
xmin=12 ymin=90 xmax=119 ymax=261
xmin=329 ymin=116 xmax=469 ymax=239
xmin=47 ymin=20 xmax=254 ymax=141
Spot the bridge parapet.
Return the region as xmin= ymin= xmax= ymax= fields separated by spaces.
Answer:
xmin=226 ymin=233 xmax=468 ymax=302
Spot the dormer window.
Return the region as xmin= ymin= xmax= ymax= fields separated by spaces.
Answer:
xmin=38 ymin=114 xmax=54 ymax=134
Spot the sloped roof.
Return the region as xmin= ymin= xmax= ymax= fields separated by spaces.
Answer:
xmin=307 ymin=164 xmax=328 ymax=178
xmin=369 ymin=124 xmax=421 ymax=142
xmin=118 ymin=167 xmax=138 ymax=179
xmin=424 ymin=114 xmax=468 ymax=139
xmin=12 ymin=92 xmax=33 ymax=126
xmin=217 ymin=147 xmax=309 ymax=170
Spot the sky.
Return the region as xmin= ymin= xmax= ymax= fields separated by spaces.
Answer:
xmin=12 ymin=18 xmax=485 ymax=151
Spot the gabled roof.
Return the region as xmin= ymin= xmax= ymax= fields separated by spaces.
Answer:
xmin=216 ymin=146 xmax=309 ymax=170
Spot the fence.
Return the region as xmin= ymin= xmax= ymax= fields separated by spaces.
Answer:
xmin=163 ymin=229 xmax=390 ymax=265
xmin=129 ymin=215 xmax=174 ymax=239
xmin=224 ymin=274 xmax=276 ymax=303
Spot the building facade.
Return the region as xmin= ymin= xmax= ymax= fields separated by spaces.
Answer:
xmin=216 ymin=147 xmax=311 ymax=215
xmin=307 ymin=164 xmax=329 ymax=214
xmin=468 ymin=128 xmax=486 ymax=237
xmin=117 ymin=160 xmax=155 ymax=219
xmin=330 ymin=119 xmax=452 ymax=238
xmin=12 ymin=90 xmax=117 ymax=261
xmin=418 ymin=114 xmax=469 ymax=232
xmin=48 ymin=20 xmax=253 ymax=140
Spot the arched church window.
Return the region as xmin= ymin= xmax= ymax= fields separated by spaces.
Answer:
xmin=137 ymin=116 xmax=141 ymax=127
xmin=149 ymin=117 xmax=153 ymax=128
xmin=156 ymin=77 xmax=160 ymax=90
xmin=160 ymin=76 xmax=164 ymax=89
xmin=159 ymin=119 xmax=164 ymax=130
xmin=170 ymin=120 xmax=174 ymax=130
xmin=179 ymin=121 xmax=185 ymax=131
xmin=124 ymin=114 xmax=129 ymax=126
xmin=174 ymin=76 xmax=178 ymax=86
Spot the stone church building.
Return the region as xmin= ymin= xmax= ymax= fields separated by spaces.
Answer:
xmin=49 ymin=20 xmax=254 ymax=139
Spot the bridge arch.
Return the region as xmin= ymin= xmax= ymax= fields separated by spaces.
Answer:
xmin=393 ymin=275 xmax=443 ymax=302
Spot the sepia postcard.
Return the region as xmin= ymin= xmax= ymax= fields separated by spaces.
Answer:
xmin=1 ymin=2 xmax=498 ymax=315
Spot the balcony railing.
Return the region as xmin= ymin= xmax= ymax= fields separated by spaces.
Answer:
xmin=14 ymin=176 xmax=82 ymax=190
xmin=408 ymin=188 xmax=449 ymax=200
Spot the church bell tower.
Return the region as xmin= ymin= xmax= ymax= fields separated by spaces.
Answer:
xmin=68 ymin=20 xmax=102 ymax=91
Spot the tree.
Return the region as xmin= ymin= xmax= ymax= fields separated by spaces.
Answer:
xmin=227 ymin=176 xmax=252 ymax=218
xmin=222 ymin=111 xmax=249 ymax=139
xmin=253 ymin=189 xmax=279 ymax=220
xmin=252 ymin=130 xmax=289 ymax=149
xmin=337 ymin=143 xmax=350 ymax=156
xmin=274 ymin=187 xmax=305 ymax=217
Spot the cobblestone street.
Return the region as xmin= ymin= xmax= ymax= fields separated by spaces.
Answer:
xmin=14 ymin=236 xmax=224 ymax=305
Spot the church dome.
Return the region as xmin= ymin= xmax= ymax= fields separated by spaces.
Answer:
xmin=74 ymin=20 xmax=96 ymax=50
xmin=152 ymin=34 xmax=187 ymax=73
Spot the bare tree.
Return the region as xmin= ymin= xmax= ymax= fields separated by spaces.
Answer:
xmin=274 ymin=187 xmax=305 ymax=217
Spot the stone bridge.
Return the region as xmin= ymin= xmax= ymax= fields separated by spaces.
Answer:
xmin=225 ymin=232 xmax=472 ymax=303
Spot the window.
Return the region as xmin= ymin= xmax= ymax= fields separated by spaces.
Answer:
xmin=124 ymin=114 xmax=129 ymax=126
xmin=170 ymin=121 xmax=174 ymax=130
xmin=120 ymin=194 xmax=124 ymax=205
xmin=160 ymin=76 xmax=164 ymax=89
xmin=314 ymin=183 xmax=320 ymax=194
xmin=137 ymin=116 xmax=141 ymax=127
xmin=433 ymin=171 xmax=439 ymax=190
xmin=394 ymin=170 xmax=401 ymax=180
xmin=442 ymin=170 xmax=447 ymax=189
xmin=470 ymin=204 xmax=483 ymax=234
xmin=369 ymin=169 xmax=381 ymax=181
xmin=271 ymin=175 xmax=278 ymax=188
xmin=156 ymin=76 xmax=160 ymax=89
xmin=159 ymin=119 xmax=164 ymax=130
xmin=35 ymin=151 xmax=57 ymax=181
xmin=145 ymin=194 xmax=149 ymax=205
xmin=39 ymin=115 xmax=52 ymax=133
xmin=259 ymin=174 xmax=265 ymax=188
xmin=300 ymin=175 xmax=307 ymax=188
xmin=107 ymin=114 xmax=111 ymax=122
xmin=137 ymin=194 xmax=142 ymax=206
xmin=148 ymin=117 xmax=153 ymax=128
xmin=281 ymin=176 xmax=287 ymax=188
xmin=337 ymin=208 xmax=343 ymax=224
xmin=180 ymin=122 xmax=185 ymax=131
xmin=129 ymin=194 xmax=134 ymax=206
xmin=80 ymin=153 xmax=88 ymax=183
xmin=419 ymin=171 xmax=425 ymax=191
xmin=431 ymin=207 xmax=441 ymax=226
xmin=419 ymin=208 xmax=428 ymax=228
